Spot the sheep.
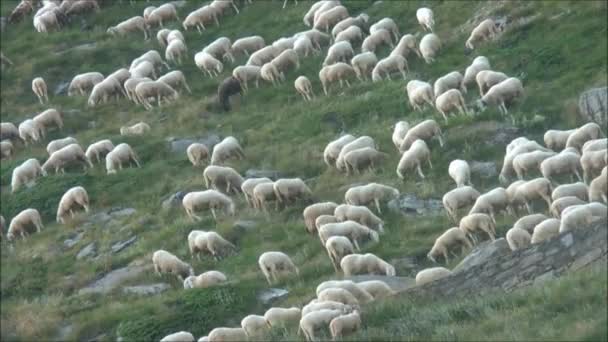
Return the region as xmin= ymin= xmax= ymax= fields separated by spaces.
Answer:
xmin=465 ymin=19 xmax=499 ymax=50
xmin=253 ymin=181 xmax=280 ymax=212
xmin=33 ymin=108 xmax=63 ymax=135
xmin=195 ymin=52 xmax=223 ymax=78
xmin=247 ymin=45 xmax=279 ymax=67
xmin=295 ymin=76 xmax=315 ymax=101
xmin=182 ymin=6 xmax=218 ymax=34
xmin=435 ymin=89 xmax=468 ymax=122
xmin=207 ymin=328 xmax=247 ymax=342
xmin=316 ymin=215 xmax=339 ymax=232
xmin=157 ymin=28 xmax=170 ymax=47
xmin=7 ymin=209 xmax=44 ymax=241
xmin=126 ymin=78 xmax=153 ymax=102
xmin=186 ymin=143 xmax=209 ymax=167
xmin=130 ymin=60 xmax=157 ymax=80
xmin=261 ymin=62 xmax=283 ymax=86
xmin=416 ymin=267 xmax=452 ymax=286
xmin=232 ymin=65 xmax=261 ymax=92
xmin=552 ymin=182 xmax=589 ymax=201
xmin=416 ymin=7 xmax=434 ymax=32
xmin=427 ymin=227 xmax=472 ymax=263
xmin=530 ymin=218 xmax=561 ymax=244
xmin=258 ymin=251 xmax=299 ymax=284
xmin=513 ymin=177 xmax=554 ymax=214
xmin=362 ymin=29 xmax=394 ymax=54
xmin=325 ymin=236 xmax=355 ymax=272
xmin=294 ymin=35 xmax=317 ymax=57
xmin=370 ymin=17 xmax=400 ymax=42
xmin=559 ymin=204 xmax=605 ymax=233
xmin=31 ymin=77 xmax=48 ymax=104
xmin=512 ymin=213 xmax=549 ymax=233
xmin=448 ymin=160 xmax=471 ymax=188
xmin=335 ymin=136 xmax=375 ymax=171
xmin=324 ymin=134 xmax=356 ymax=167
xmin=459 ymin=213 xmax=496 ymax=245
xmin=391 ymin=34 xmax=421 ymax=59
xmin=540 ymin=149 xmax=583 ymax=184
xmin=419 ymin=33 xmax=441 ymax=64
xmin=1 ymin=141 xmax=13 ymax=160
xmin=566 ymin=123 xmax=603 ymax=151
xmin=434 ymin=72 xmax=466 ymax=98
xmin=160 ymin=332 xmax=195 ymax=342
xmin=392 ymin=121 xmax=410 ymax=150
xmin=371 ymin=54 xmax=408 ymax=82
xmin=68 ymin=72 xmax=105 ymax=96
xmin=476 ymin=70 xmax=508 ymax=96
xmin=182 ymin=190 xmax=235 ymax=221
xmin=442 ymin=186 xmax=481 ymax=223
xmin=313 ymin=5 xmax=348 ymax=32
xmin=505 ymin=180 xmax=527 ymax=215
xmin=108 ymin=16 xmax=148 ymax=40
xmin=56 ymin=186 xmax=90 ymax=224
xmin=295 ymin=29 xmax=331 ymax=51
xmin=550 ymin=196 xmax=587 ymax=218
xmin=343 ymin=147 xmax=388 ymax=175
xmin=47 ymin=137 xmax=78 ymax=155
xmin=319 ymin=62 xmax=356 ymax=95
xmin=304 ymin=1 xmax=337 ymax=27
xmin=203 ymin=165 xmax=244 ymax=194
xmin=107 ymin=68 xmax=132 ymax=85
xmin=344 ymin=183 xmax=399 ymax=214
xmin=232 ymin=36 xmax=265 ymax=57
xmin=152 ymin=249 xmax=195 ymax=282
xmin=581 ymin=148 xmax=607 ymax=183
xmin=120 ymin=122 xmax=150 ymax=137
xmin=356 ymin=280 xmax=395 ymax=299
xmin=582 ymin=138 xmax=608 ymax=153
xmin=210 ymin=0 xmax=240 ymax=15
xmin=318 ymin=221 xmax=379 ymax=251
xmin=589 ymin=167 xmax=607 ymax=203
xmin=64 ymin=0 xmax=99 ymax=16
xmin=33 ymin=11 xmax=60 ymax=33
xmin=274 ymin=178 xmax=312 ymax=205
xmin=334 ymin=26 xmax=364 ymax=45
xmin=562 ymin=202 xmax=607 ymax=219
xmin=183 ymin=271 xmax=227 ymax=289
xmin=241 ymin=177 xmax=272 ymax=208
xmin=210 ymin=136 xmax=245 ymax=165
xmin=88 ymin=77 xmax=127 ymax=107
xmin=500 ymin=140 xmax=552 ymax=184
xmin=42 ymin=144 xmax=92 ymax=175
xmin=146 ymin=3 xmax=179 ymax=28
xmin=8 ymin=0 xmax=34 ymax=24
xmin=1 ymin=122 xmax=20 ymax=142
xmin=105 ymin=143 xmax=140 ymax=174
xmin=317 ymin=288 xmax=360 ymax=307
xmin=18 ymin=119 xmax=43 ymax=145
xmin=329 ymin=310 xmax=361 ymax=340
xmin=264 ymin=307 xmax=302 ymax=330
xmin=165 ymin=39 xmax=188 ymax=65
xmin=405 ymin=80 xmax=435 ymax=112
xmin=272 ymin=36 xmax=297 ymax=54
xmin=302 ymin=300 xmax=352 ymax=317
xmin=134 ymin=80 xmax=179 ymax=110
xmin=11 ymin=158 xmax=46 ymax=193
xmin=240 ymin=315 xmax=268 ymax=339
xmin=350 ymin=52 xmax=378 ymax=81
xmin=85 ymin=139 xmax=114 ymax=165
xmin=505 ymin=227 xmax=531 ymax=251
xmin=478 ymin=77 xmax=524 ymax=115
xmin=158 ymin=70 xmax=192 ymax=94
xmin=340 ymin=253 xmax=395 ymax=277
xmin=191 ymin=231 xmax=236 ymax=260
xmin=463 ymin=56 xmax=490 ymax=87
xmin=271 ymin=49 xmax=299 ymax=77
xmin=303 ymin=202 xmax=339 ymax=234
xmin=334 ymin=204 xmax=384 ymax=233
xmin=323 ymin=41 xmax=354 ymax=66
xmin=299 ymin=309 xmax=344 ymax=342
xmin=203 ymin=37 xmax=235 ymax=63
xmin=166 ymin=30 xmax=184 ymax=45
xmin=512 ymin=150 xmax=557 ymax=180
xmin=396 ymin=139 xmax=432 ymax=180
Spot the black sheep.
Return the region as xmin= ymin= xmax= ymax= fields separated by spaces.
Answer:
xmin=217 ymin=76 xmax=243 ymax=112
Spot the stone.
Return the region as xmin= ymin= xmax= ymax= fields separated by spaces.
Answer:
xmin=108 ymin=207 xmax=137 ymax=218
xmin=64 ymin=232 xmax=85 ymax=249
xmin=233 ymin=220 xmax=258 ymax=233
xmin=56 ymin=322 xmax=74 ymax=341
xmin=167 ymin=134 xmax=221 ymax=154
xmin=111 ymin=236 xmax=137 ymax=254
xmin=470 ymin=161 xmax=498 ymax=178
xmin=346 ymin=275 xmax=416 ymax=292
xmin=76 ymin=242 xmax=96 ymax=260
xmin=87 ymin=333 xmax=107 ymax=342
xmin=570 ymin=247 xmax=603 ymax=271
xmin=122 ymin=283 xmax=171 ymax=296
xmin=245 ymin=169 xmax=284 ymax=180
xmin=560 ymin=233 xmax=574 ymax=248
xmin=257 ymin=288 xmax=289 ymax=305
xmin=578 ymin=87 xmax=607 ymax=126
xmin=387 ymin=194 xmax=443 ymax=216
xmin=54 ymin=81 xmax=70 ymax=96
xmin=161 ymin=191 xmax=187 ymax=210
xmin=55 ymin=42 xmax=97 ymax=56
xmin=533 ymin=270 xmax=555 ymax=285
xmin=88 ymin=212 xmax=112 ymax=224
xmin=453 ymin=238 xmax=510 ymax=273
xmin=79 ymin=263 xmax=152 ymax=295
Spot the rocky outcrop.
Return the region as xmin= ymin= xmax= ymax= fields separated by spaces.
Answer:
xmin=388 ymin=194 xmax=443 ymax=216
xmin=578 ymin=87 xmax=607 ymax=126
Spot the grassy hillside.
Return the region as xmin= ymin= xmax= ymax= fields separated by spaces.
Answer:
xmin=1 ymin=0 xmax=607 ymax=341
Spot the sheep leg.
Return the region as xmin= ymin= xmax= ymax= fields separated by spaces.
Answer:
xmin=443 ymin=250 xmax=449 ymax=264
xmin=374 ymin=198 xmax=382 ymax=214
xmin=416 ymin=163 xmax=426 ymax=179
xmin=439 ymin=110 xmax=449 ymax=124
xmin=353 ymin=239 xmax=361 ymax=251
xmin=525 ymin=201 xmax=533 ymax=215
xmin=210 ymin=208 xmax=217 ymax=220
xmin=282 ymin=0 xmax=288 ymax=8
xmin=427 ymin=157 xmax=433 ymax=169
xmin=345 ymin=79 xmax=351 ymax=87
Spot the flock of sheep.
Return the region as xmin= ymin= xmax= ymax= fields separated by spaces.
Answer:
xmin=1 ymin=0 xmax=607 ymax=341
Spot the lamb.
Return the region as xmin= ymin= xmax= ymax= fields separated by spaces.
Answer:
xmin=419 ymin=33 xmax=441 ymax=64
xmin=295 ymin=76 xmax=315 ymax=101
xmin=258 ymin=251 xmax=299 ymax=284
xmin=351 ymin=52 xmax=378 ymax=81
xmin=340 ymin=253 xmax=395 ymax=276
xmin=186 ymin=143 xmax=209 ymax=167
xmin=475 ymin=70 xmax=508 ymax=97
xmin=319 ymin=62 xmax=356 ymax=95
xmin=32 ymin=77 xmax=48 ymax=104
xmin=323 ymin=41 xmax=354 ymax=66
xmin=434 ymin=71 xmax=466 ymax=97
xmin=108 ymin=16 xmax=148 ymax=40
xmin=33 ymin=108 xmax=63 ymax=136
xmin=324 ymin=134 xmax=356 ymax=167
xmin=165 ymin=39 xmax=188 ymax=65
xmin=313 ymin=5 xmax=348 ymax=32
xmin=88 ymin=77 xmax=127 ymax=107
xmin=448 ymin=160 xmax=471 ymax=188
xmin=11 ymin=158 xmax=46 ymax=193
xmin=7 ymin=208 xmax=44 ymax=241
xmin=47 ymin=137 xmax=78 ymax=155
xmin=105 ymin=143 xmax=140 ymax=174
xmin=392 ymin=121 xmax=410 ymax=150
xmin=295 ymin=29 xmax=331 ymax=51
xmin=195 ymin=52 xmax=223 ymax=78
xmin=465 ymin=19 xmax=499 ymax=50
xmin=459 ymin=213 xmax=496 ymax=245
xmin=130 ymin=60 xmax=157 ymax=79
xmin=218 ymin=76 xmax=243 ymax=112
xmin=182 ymin=190 xmax=235 ymax=221
xmin=56 ymin=186 xmax=90 ymax=224
xmin=42 ymin=144 xmax=92 ymax=174
xmin=232 ymin=65 xmax=261 ymax=92
xmin=146 ymin=3 xmax=179 ymax=28
xmin=183 ymin=270 xmax=227 ymax=289
xmin=85 ymin=139 xmax=114 ymax=165
xmin=325 ymin=236 xmax=355 ymax=272
xmin=203 ymin=165 xmax=244 ymax=194
xmin=316 ymin=215 xmax=339 ymax=232
xmin=512 ymin=150 xmax=557 ymax=180
xmin=540 ymin=149 xmax=583 ymax=184
xmin=370 ymin=17 xmax=400 ymax=42
xmin=246 ymin=46 xmax=279 ymax=67
xmin=344 ymin=182 xmax=399 ymax=214
xmin=158 ymin=70 xmax=192 ymax=94
xmin=182 ymin=6 xmax=219 ymax=34
xmin=334 ymin=204 xmax=384 ymax=233
xmin=582 ymin=138 xmax=608 ymax=153
xmin=334 ymin=26 xmax=364 ymax=45
xmin=552 ymin=182 xmax=589 ymax=201
xmin=318 ymin=221 xmax=379 ymax=251
xmin=299 ymin=309 xmax=344 ymax=342
xmin=1 ymin=141 xmax=13 ymax=160
xmin=565 ymin=122 xmax=603 ymax=151
xmin=371 ymin=54 xmax=408 ymax=82
xmin=512 ymin=213 xmax=549 ymax=233
xmin=264 ymin=307 xmax=301 ymax=329
xmin=550 ymin=196 xmax=587 ymax=218
xmin=505 ymin=227 xmax=531 ymax=251
xmin=160 ymin=332 xmax=195 ymax=342
xmin=427 ymin=227 xmax=473 ymax=263
xmin=580 ymin=148 xmax=607 ymax=183
xmin=241 ymin=178 xmax=272 ymax=208
xmin=261 ymin=62 xmax=282 ymax=86
xmin=1 ymin=122 xmax=20 ymax=142
xmin=357 ymin=280 xmax=395 ymax=299
xmin=589 ymin=167 xmax=607 ymax=203
xmin=317 ymin=288 xmax=360 ymax=307
xmin=343 ymin=147 xmax=388 ymax=175
xmin=232 ymin=36 xmax=265 ymax=57
xmin=303 ymin=202 xmax=339 ymax=234
xmin=435 ymin=89 xmax=468 ymax=122
xmin=210 ymin=136 xmax=245 ymax=165
xmin=271 ymin=49 xmax=299 ymax=77
xmin=416 ymin=7 xmax=434 ymax=32
xmin=416 ymin=267 xmax=452 ymax=286
xmin=396 ymin=139 xmax=432 ymax=180
xmin=405 ymin=80 xmax=435 ymax=112
xmin=68 ymin=72 xmax=105 ymax=96
xmin=442 ymin=186 xmax=481 ymax=223
xmin=191 ymin=231 xmax=236 ymax=260
xmin=530 ymin=218 xmax=561 ymax=244
xmin=273 ymin=178 xmax=313 ymax=205
xmin=18 ymin=119 xmax=43 ymax=145
xmin=120 ymin=122 xmax=150 ymax=137
xmin=513 ymin=177 xmax=554 ymax=214
xmin=463 ymin=56 xmax=490 ymax=87
xmin=152 ymin=249 xmax=194 ymax=281
xmin=240 ymin=315 xmax=268 ymax=339
xmin=329 ymin=310 xmax=361 ymax=340
xmin=478 ymin=77 xmax=524 ymax=115
xmin=335 ymin=136 xmax=375 ymax=171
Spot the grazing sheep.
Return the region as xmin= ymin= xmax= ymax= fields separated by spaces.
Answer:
xmin=343 ymin=147 xmax=387 ymax=175
xmin=559 ymin=204 xmax=605 ymax=233
xmin=130 ymin=60 xmax=158 ymax=79
xmin=186 ymin=143 xmax=209 ymax=167
xmin=11 ymin=158 xmax=46 ymax=193
xmin=272 ymin=36 xmax=297 ymax=54
xmin=324 ymin=134 xmax=356 ymax=167
xmin=1 ymin=141 xmax=13 ymax=160
xmin=334 ymin=26 xmax=364 ymax=45
xmin=344 ymin=183 xmax=399 ymax=214
xmin=299 ymin=309 xmax=344 ymax=342
xmin=108 ymin=16 xmax=148 ymax=40
xmin=105 ymin=143 xmax=140 ymax=174
xmin=47 ymin=137 xmax=78 ymax=156
xmin=325 ymin=236 xmax=355 ymax=272
xmin=405 ymin=80 xmax=435 ymax=112
xmin=146 ymin=3 xmax=179 ymax=28
xmin=217 ymin=76 xmax=243 ymax=112
xmin=434 ymin=71 xmax=466 ymax=97
xmin=316 ymin=215 xmax=339 ymax=232
xmin=264 ymin=307 xmax=302 ymax=329
xmin=241 ymin=177 xmax=272 ymax=208
xmin=463 ymin=56 xmax=491 ymax=87
xmin=295 ymin=29 xmax=331 ymax=52
xmin=540 ymin=149 xmax=583 ymax=184
xmin=566 ymin=122 xmax=603 ymax=152
xmin=357 ymin=280 xmax=395 ymax=300
xmin=294 ymin=35 xmax=317 ymax=57
xmin=506 ymin=180 xmax=527 ymax=215
xmin=582 ymin=138 xmax=608 ymax=153
xmin=274 ymin=178 xmax=312 ymax=205
xmin=513 ymin=150 xmax=557 ymax=180
xmin=505 ymin=227 xmax=531 ymax=251
xmin=158 ymin=70 xmax=192 ymax=94
xmin=416 ymin=7 xmax=434 ymax=32
xmin=68 ymin=72 xmax=105 ymax=96
xmin=295 ymin=76 xmax=315 ymax=101
xmin=18 ymin=119 xmax=43 ymax=145
xmin=500 ymin=139 xmax=552 ymax=184
xmin=550 ymin=196 xmax=587 ymax=218
xmin=303 ymin=202 xmax=339 ymax=234
xmin=329 ymin=310 xmax=361 ymax=340
xmin=42 ymin=144 xmax=92 ymax=175
xmin=319 ymin=62 xmax=356 ymax=95
xmin=56 ymin=186 xmax=90 ymax=224
xmin=247 ymin=45 xmax=279 ymax=67
xmin=331 ymin=13 xmax=369 ymax=37
xmin=153 ymin=250 xmax=194 ymax=281
xmin=317 ymin=288 xmax=359 ymax=308
xmin=203 ymin=165 xmax=244 ymax=194
xmin=182 ymin=190 xmax=235 ymax=221
xmin=304 ymin=1 xmax=332 ymax=26
xmin=64 ymin=0 xmax=99 ymax=16
xmin=362 ymin=29 xmax=394 ymax=53
xmin=392 ymin=121 xmax=410 ymax=150
xmin=232 ymin=36 xmax=265 ymax=57
xmin=7 ymin=208 xmax=44 ymax=241
xmin=183 ymin=271 xmax=227 ymax=289
xmin=391 ymin=34 xmax=420 ymax=59
xmin=479 ymin=77 xmax=524 ymax=115
xmin=1 ymin=122 xmax=20 ymax=142
xmin=397 ymin=139 xmax=432 ymax=180
xmin=191 ymin=231 xmax=236 ymax=260
xmin=318 ymin=221 xmax=379 ymax=251
xmin=8 ymin=1 xmax=34 ymax=24
xmin=195 ymin=52 xmax=224 ymax=78
xmin=589 ymin=167 xmax=608 ymax=203
xmin=580 ymin=148 xmax=607 ymax=183
xmin=120 ymin=122 xmax=150 ymax=137
xmin=107 ymin=68 xmax=133 ymax=85
xmin=419 ymin=33 xmax=441 ymax=64
xmin=233 ymin=65 xmax=261 ymax=92
xmin=33 ymin=11 xmax=60 ymax=34
xmin=340 ymin=253 xmax=395 ymax=276
xmin=210 ymin=0 xmax=240 ymax=15
xmin=530 ymin=218 xmax=561 ymax=244
xmin=302 ymin=300 xmax=352 ymax=317
xmin=85 ymin=139 xmax=114 ymax=165
xmin=261 ymin=62 xmax=282 ymax=86
xmin=313 ymin=5 xmax=348 ymax=32
xmin=207 ymin=328 xmax=247 ymax=342
xmin=513 ymin=177 xmax=554 ymax=214
xmin=258 ymin=251 xmax=299 ymax=285
xmin=33 ymin=108 xmax=63 ymax=136
xmin=442 ymin=186 xmax=481 ymax=223
xmin=324 ymin=41 xmax=354 ymax=66
xmin=351 ymin=52 xmax=378 ymax=81
xmin=370 ymin=17 xmax=400 ymax=42
xmin=240 ymin=315 xmax=268 ymax=339
xmin=335 ymin=136 xmax=375 ymax=171
xmin=334 ymin=204 xmax=384 ymax=233
xmin=182 ymin=6 xmax=219 ymax=34
xmin=512 ymin=213 xmax=549 ymax=233
xmin=311 ymin=1 xmax=341 ymax=25
xmin=466 ymin=18 xmax=499 ymax=50
xmin=427 ymin=227 xmax=472 ymax=263
xmin=31 ymin=77 xmax=48 ymax=104
xmin=448 ymin=160 xmax=471 ymax=188
xmin=543 ymin=129 xmax=577 ymax=151
xmin=416 ymin=267 xmax=452 ymax=286
xmin=210 ymin=136 xmax=244 ymax=165
xmin=253 ymin=181 xmax=283 ymax=212
xmin=459 ymin=213 xmax=496 ymax=245
xmin=88 ymin=77 xmax=127 ymax=107
xmin=160 ymin=332 xmax=195 ymax=342
xmin=475 ymin=70 xmax=508 ymax=96
xmin=134 ymin=80 xmax=179 ymax=110
xmin=165 ymin=39 xmax=188 ymax=66
xmin=371 ymin=54 xmax=408 ymax=82
xmin=203 ymin=37 xmax=235 ymax=63
xmin=435 ymin=89 xmax=468 ymax=122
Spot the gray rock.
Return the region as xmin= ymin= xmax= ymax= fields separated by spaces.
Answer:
xmin=257 ymin=288 xmax=289 ymax=305
xmin=108 ymin=207 xmax=137 ymax=218
xmin=54 ymin=81 xmax=70 ymax=96
xmin=388 ymin=194 xmax=443 ymax=216
xmin=161 ymin=191 xmax=187 ymax=210
xmin=167 ymin=135 xmax=221 ymax=154
xmin=390 ymin=257 xmax=421 ymax=274
xmin=55 ymin=42 xmax=97 ymax=56
xmin=453 ymin=238 xmax=510 ymax=273
xmin=76 ymin=242 xmax=96 ymax=260
xmin=470 ymin=161 xmax=498 ymax=178
xmin=64 ymin=232 xmax=85 ymax=249
xmin=245 ymin=169 xmax=284 ymax=180
xmin=79 ymin=263 xmax=151 ymax=295
xmin=346 ymin=275 xmax=416 ymax=292
xmin=88 ymin=212 xmax=112 ymax=224
xmin=87 ymin=333 xmax=107 ymax=342
xmin=111 ymin=236 xmax=137 ymax=254
xmin=233 ymin=220 xmax=258 ymax=233
xmin=578 ymin=87 xmax=607 ymax=126
xmin=122 ymin=283 xmax=171 ymax=295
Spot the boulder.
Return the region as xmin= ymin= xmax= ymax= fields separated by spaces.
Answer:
xmin=257 ymin=288 xmax=289 ymax=306
xmin=76 ymin=242 xmax=96 ymax=260
xmin=161 ymin=191 xmax=187 ymax=210
xmin=453 ymin=238 xmax=511 ymax=273
xmin=54 ymin=81 xmax=70 ymax=96
xmin=79 ymin=262 xmax=152 ymax=295
xmin=108 ymin=207 xmax=137 ymax=218
xmin=388 ymin=194 xmax=443 ymax=216
xmin=111 ymin=236 xmax=137 ymax=254
xmin=64 ymin=232 xmax=85 ymax=249
xmin=122 ymin=283 xmax=171 ymax=296
xmin=578 ymin=87 xmax=607 ymax=126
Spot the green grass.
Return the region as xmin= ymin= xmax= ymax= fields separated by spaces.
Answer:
xmin=1 ymin=0 xmax=607 ymax=341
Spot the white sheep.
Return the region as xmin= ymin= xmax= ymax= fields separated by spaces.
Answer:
xmin=160 ymin=332 xmax=195 ymax=342
xmin=442 ymin=186 xmax=481 ymax=223
xmin=42 ymin=144 xmax=92 ymax=174
xmin=120 ymin=122 xmax=150 ymax=137
xmin=241 ymin=177 xmax=272 ymax=208
xmin=47 ymin=137 xmax=78 ymax=156
xmin=580 ymin=148 xmax=607 ymax=183
xmin=397 ymin=139 xmax=432 ymax=180
xmin=165 ymin=39 xmax=188 ymax=66
xmin=273 ymin=178 xmax=312 ymax=205
xmin=317 ymin=288 xmax=360 ymax=307
xmin=295 ymin=29 xmax=331 ymax=51
xmin=316 ymin=215 xmax=339 ymax=232
xmin=258 ymin=251 xmax=299 ymax=284
xmin=559 ymin=204 xmax=605 ymax=233
xmin=240 ymin=315 xmax=268 ymax=339
xmin=191 ymin=231 xmax=236 ymax=260
xmin=203 ymin=37 xmax=235 ymax=63
xmin=427 ymin=227 xmax=472 ymax=263
xmin=146 ymin=3 xmax=179 ymax=28
xmin=311 ymin=1 xmax=341 ymax=25
xmin=318 ymin=221 xmax=379 ymax=251
xmin=513 ymin=177 xmax=554 ymax=214
xmin=299 ymin=309 xmax=344 ymax=342
xmin=195 ymin=52 xmax=224 ymax=78
xmin=505 ymin=227 xmax=531 ymax=251
xmin=295 ymin=76 xmax=315 ymax=101
xmin=435 ymin=89 xmax=468 ymax=122
xmin=350 ymin=52 xmax=377 ymax=81
xmin=182 ymin=190 xmax=235 ymax=221
xmin=1 ymin=122 xmax=20 ymax=142
xmin=186 ymin=143 xmax=209 ymax=167
xmin=589 ymin=167 xmax=607 ymax=203
xmin=530 ymin=218 xmax=561 ymax=244
xmin=56 ymin=186 xmax=90 ymax=224
xmin=7 ymin=208 xmax=44 ymax=241
xmin=463 ymin=56 xmax=490 ymax=87
xmin=344 ymin=182 xmax=399 ymax=214
xmin=88 ymin=77 xmax=127 ymax=107
xmin=303 ymin=202 xmax=339 ymax=234
xmin=416 ymin=267 xmax=452 ymax=286
xmin=33 ymin=108 xmax=63 ymax=136
xmin=158 ymin=70 xmax=192 ymax=94
xmin=334 ymin=204 xmax=384 ymax=233
xmin=152 ymin=249 xmax=194 ymax=281
xmin=566 ymin=123 xmax=603 ymax=152
xmin=362 ymin=28 xmax=394 ymax=54
xmin=459 ymin=213 xmax=496 ymax=245
xmin=105 ymin=143 xmax=140 ymax=174
xmin=335 ymin=136 xmax=375 ymax=171
xmin=370 ymin=17 xmax=400 ymax=42
xmin=582 ymin=138 xmax=608 ymax=153
xmin=247 ymin=45 xmax=279 ymax=67
xmin=210 ymin=136 xmax=245 ymax=165
xmin=392 ymin=121 xmax=410 ymax=150
xmin=108 ymin=16 xmax=148 ymax=40
xmin=448 ymin=159 xmax=471 ymax=188
xmin=207 ymin=328 xmax=247 ymax=342
xmin=11 ymin=158 xmax=46 ymax=193
xmin=539 ymin=148 xmax=583 ymax=184
xmin=130 ymin=60 xmax=158 ymax=79
xmin=294 ymin=35 xmax=318 ymax=57
xmin=331 ymin=13 xmax=369 ymax=37
xmin=416 ymin=7 xmax=434 ymax=32
xmin=313 ymin=5 xmax=348 ymax=32
xmin=302 ymin=300 xmax=352 ymax=317
xmin=325 ymin=236 xmax=355 ymax=272
xmin=107 ymin=68 xmax=133 ymax=85
xmin=85 ymin=139 xmax=114 ymax=165
xmin=479 ymin=77 xmax=524 ymax=115
xmin=272 ymin=36 xmax=297 ymax=54
xmin=68 ymin=72 xmax=105 ymax=96
xmin=182 ymin=6 xmax=218 ymax=34
xmin=391 ymin=34 xmax=420 ymax=59
xmin=120 ymin=77 xmax=148 ymax=102
xmin=203 ymin=165 xmax=244 ymax=194
xmin=499 ymin=140 xmax=551 ymax=184
xmin=543 ymin=129 xmax=577 ymax=151
xmin=466 ymin=19 xmax=499 ymax=50
xmin=233 ymin=65 xmax=261 ymax=92
xmin=329 ymin=310 xmax=361 ymax=340
xmin=0 ymin=141 xmax=13 ymax=160
xmin=334 ymin=25 xmax=364 ymax=45
xmin=271 ymin=48 xmax=299 ymax=77
xmin=476 ymin=70 xmax=508 ymax=96
xmin=512 ymin=150 xmax=557 ymax=180
xmin=210 ymin=0 xmax=240 ymax=15
xmin=550 ymin=196 xmax=586 ymax=218
xmin=356 ymin=280 xmax=396 ymax=299
xmin=323 ymin=41 xmax=354 ymax=66
xmin=183 ymin=270 xmax=227 ymax=289
xmin=434 ymin=71 xmax=466 ymax=97
xmin=343 ymin=147 xmax=388 ymax=175
xmin=232 ymin=36 xmax=265 ymax=57
xmin=419 ymin=33 xmax=441 ymax=64
xmin=18 ymin=119 xmax=43 ymax=145
xmin=405 ymin=80 xmax=435 ymax=112
xmin=512 ymin=213 xmax=549 ymax=233
xmin=371 ymin=54 xmax=408 ymax=82
xmin=264 ymin=307 xmax=301 ymax=329
xmin=252 ymin=182 xmax=279 ymax=212
xmin=261 ymin=62 xmax=282 ymax=86
xmin=319 ymin=62 xmax=356 ymax=95
xmin=303 ymin=1 xmax=333 ymax=27
xmin=324 ymin=134 xmax=356 ymax=167
xmin=340 ymin=253 xmax=395 ymax=276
